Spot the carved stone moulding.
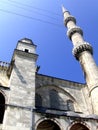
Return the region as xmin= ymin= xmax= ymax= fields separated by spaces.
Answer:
xmin=67 ymin=26 xmax=83 ymax=40
xmin=72 ymin=42 xmax=93 ymax=60
xmin=64 ymin=16 xmax=76 ymax=26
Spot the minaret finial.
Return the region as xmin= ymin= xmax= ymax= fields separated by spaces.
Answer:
xmin=62 ymin=5 xmax=68 ymax=13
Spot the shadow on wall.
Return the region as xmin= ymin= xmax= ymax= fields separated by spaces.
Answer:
xmin=35 ymin=88 xmax=75 ymax=111
xmin=14 ymin=65 xmax=27 ymax=85
xmin=49 ymin=89 xmax=74 ymax=111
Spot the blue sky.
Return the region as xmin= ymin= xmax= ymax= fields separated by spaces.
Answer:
xmin=0 ymin=0 xmax=98 ymax=83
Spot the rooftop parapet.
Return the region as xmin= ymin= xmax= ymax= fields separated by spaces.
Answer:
xmin=0 ymin=61 xmax=10 ymax=71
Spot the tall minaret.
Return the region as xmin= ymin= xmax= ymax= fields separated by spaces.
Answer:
xmin=62 ymin=6 xmax=98 ymax=114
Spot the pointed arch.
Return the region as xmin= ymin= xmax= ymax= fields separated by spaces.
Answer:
xmin=70 ymin=123 xmax=89 ymax=130
xmin=36 ymin=119 xmax=61 ymax=130
xmin=36 ymin=84 xmax=76 ymax=101
xmin=36 ymin=84 xmax=81 ymax=111
xmin=68 ymin=121 xmax=90 ymax=130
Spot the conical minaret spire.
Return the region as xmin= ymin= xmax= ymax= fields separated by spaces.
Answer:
xmin=62 ymin=5 xmax=68 ymax=13
xmin=62 ymin=6 xmax=98 ymax=114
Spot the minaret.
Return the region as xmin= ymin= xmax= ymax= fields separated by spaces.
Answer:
xmin=62 ymin=6 xmax=98 ymax=114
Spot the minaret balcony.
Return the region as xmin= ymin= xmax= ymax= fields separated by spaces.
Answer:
xmin=64 ymin=15 xmax=76 ymax=26
xmin=72 ymin=42 xmax=93 ymax=60
xmin=67 ymin=26 xmax=83 ymax=40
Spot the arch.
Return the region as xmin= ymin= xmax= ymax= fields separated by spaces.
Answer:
xmin=36 ymin=119 xmax=61 ymax=130
xmin=36 ymin=84 xmax=76 ymax=102
xmin=69 ymin=122 xmax=90 ymax=130
xmin=0 ymin=92 xmax=5 ymax=123
xmin=35 ymin=93 xmax=42 ymax=108
xmin=36 ymin=85 xmax=81 ymax=111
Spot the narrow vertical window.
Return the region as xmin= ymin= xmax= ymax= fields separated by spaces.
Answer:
xmin=24 ymin=49 xmax=29 ymax=53
xmin=0 ymin=93 xmax=5 ymax=123
xmin=35 ymin=94 xmax=42 ymax=108
xmin=49 ymin=89 xmax=60 ymax=109
xmin=67 ymin=100 xmax=74 ymax=111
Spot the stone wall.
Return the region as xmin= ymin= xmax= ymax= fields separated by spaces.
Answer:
xmin=36 ymin=74 xmax=89 ymax=114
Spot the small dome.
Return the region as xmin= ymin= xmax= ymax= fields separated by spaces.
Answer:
xmin=19 ymin=38 xmax=36 ymax=46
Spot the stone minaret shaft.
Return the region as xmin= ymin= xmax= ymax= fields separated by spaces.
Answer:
xmin=62 ymin=6 xmax=98 ymax=114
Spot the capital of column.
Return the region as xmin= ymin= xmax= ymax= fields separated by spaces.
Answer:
xmin=72 ymin=42 xmax=93 ymax=60
xmin=67 ymin=26 xmax=83 ymax=40
xmin=64 ymin=16 xmax=76 ymax=26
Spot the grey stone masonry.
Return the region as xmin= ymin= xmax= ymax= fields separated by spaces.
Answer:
xmin=3 ymin=38 xmax=38 ymax=130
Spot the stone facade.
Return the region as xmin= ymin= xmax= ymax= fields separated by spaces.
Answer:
xmin=0 ymin=38 xmax=97 ymax=130
xmin=0 ymin=7 xmax=98 ymax=130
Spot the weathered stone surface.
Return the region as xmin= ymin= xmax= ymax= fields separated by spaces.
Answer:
xmin=0 ymin=12 xmax=98 ymax=130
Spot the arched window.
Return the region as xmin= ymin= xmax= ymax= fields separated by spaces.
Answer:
xmin=37 ymin=120 xmax=61 ymax=130
xmin=0 ymin=92 xmax=5 ymax=123
xmin=70 ymin=123 xmax=89 ymax=130
xmin=49 ymin=89 xmax=60 ymax=109
xmin=35 ymin=94 xmax=42 ymax=108
xmin=67 ymin=100 xmax=74 ymax=111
